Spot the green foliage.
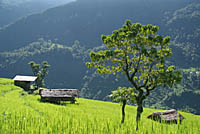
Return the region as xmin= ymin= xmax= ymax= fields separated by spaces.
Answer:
xmin=0 ymin=78 xmax=200 ymax=134
xmin=87 ymin=20 xmax=182 ymax=128
xmin=0 ymin=39 xmax=73 ymax=65
xmin=28 ymin=61 xmax=50 ymax=89
xmin=111 ymin=87 xmax=136 ymax=104
xmin=87 ymin=20 xmax=182 ymax=89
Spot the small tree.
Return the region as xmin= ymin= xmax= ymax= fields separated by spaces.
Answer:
xmin=86 ymin=20 xmax=182 ymax=130
xmin=28 ymin=61 xmax=50 ymax=89
xmin=110 ymin=87 xmax=136 ymax=123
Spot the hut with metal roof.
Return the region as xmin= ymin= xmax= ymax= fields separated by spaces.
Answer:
xmin=13 ymin=75 xmax=37 ymax=90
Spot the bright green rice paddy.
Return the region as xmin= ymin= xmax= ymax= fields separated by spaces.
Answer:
xmin=0 ymin=78 xmax=200 ymax=134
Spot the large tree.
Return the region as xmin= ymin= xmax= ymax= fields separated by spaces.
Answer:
xmin=86 ymin=20 xmax=182 ymax=130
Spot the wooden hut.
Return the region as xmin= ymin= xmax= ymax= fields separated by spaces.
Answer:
xmin=147 ymin=109 xmax=185 ymax=123
xmin=39 ymin=89 xmax=79 ymax=103
xmin=13 ymin=75 xmax=37 ymax=90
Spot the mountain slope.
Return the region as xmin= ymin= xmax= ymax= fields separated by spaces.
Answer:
xmin=0 ymin=0 xmax=195 ymax=51
xmin=0 ymin=0 xmax=74 ymax=28
xmin=167 ymin=2 xmax=200 ymax=67
xmin=0 ymin=39 xmax=87 ymax=88
xmin=1 ymin=39 xmax=200 ymax=115
xmin=0 ymin=78 xmax=200 ymax=134
xmin=0 ymin=0 xmax=200 ymax=115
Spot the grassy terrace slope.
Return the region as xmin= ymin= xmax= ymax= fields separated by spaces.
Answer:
xmin=0 ymin=78 xmax=200 ymax=134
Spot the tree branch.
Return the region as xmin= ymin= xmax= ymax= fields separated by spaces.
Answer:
xmin=123 ymin=50 xmax=139 ymax=89
xmin=130 ymin=53 xmax=141 ymax=81
xmin=125 ymin=69 xmax=139 ymax=89
xmin=144 ymin=85 xmax=156 ymax=97
xmin=139 ymin=64 xmax=153 ymax=89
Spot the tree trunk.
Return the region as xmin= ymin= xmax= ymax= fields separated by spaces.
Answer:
xmin=121 ymin=100 xmax=127 ymax=123
xmin=136 ymin=100 xmax=143 ymax=130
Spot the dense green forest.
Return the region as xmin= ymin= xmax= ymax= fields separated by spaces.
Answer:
xmin=0 ymin=0 xmax=200 ymax=114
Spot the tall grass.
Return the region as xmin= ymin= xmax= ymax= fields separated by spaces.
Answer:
xmin=0 ymin=78 xmax=14 ymax=84
xmin=0 ymin=78 xmax=200 ymax=134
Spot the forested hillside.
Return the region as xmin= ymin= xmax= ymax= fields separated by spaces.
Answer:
xmin=167 ymin=2 xmax=200 ymax=67
xmin=0 ymin=0 xmax=74 ymax=27
xmin=0 ymin=0 xmax=197 ymax=51
xmin=0 ymin=0 xmax=200 ymax=114
xmin=0 ymin=39 xmax=200 ymax=114
xmin=0 ymin=39 xmax=86 ymax=88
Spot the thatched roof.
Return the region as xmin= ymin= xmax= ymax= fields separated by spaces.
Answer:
xmin=147 ymin=109 xmax=185 ymax=123
xmin=13 ymin=75 xmax=37 ymax=82
xmin=39 ymin=89 xmax=79 ymax=98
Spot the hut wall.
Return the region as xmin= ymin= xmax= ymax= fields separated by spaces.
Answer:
xmin=14 ymin=81 xmax=31 ymax=90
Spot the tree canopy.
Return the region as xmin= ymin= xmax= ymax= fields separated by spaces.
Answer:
xmin=29 ymin=61 xmax=50 ymax=89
